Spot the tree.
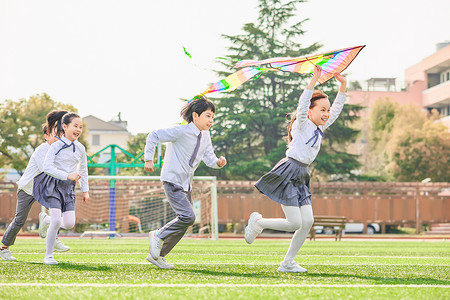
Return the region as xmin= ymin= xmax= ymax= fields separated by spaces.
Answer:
xmin=196 ymin=0 xmax=361 ymax=180
xmin=0 ymin=93 xmax=82 ymax=175
xmin=365 ymin=97 xmax=449 ymax=181
xmin=115 ymin=133 xmax=162 ymax=176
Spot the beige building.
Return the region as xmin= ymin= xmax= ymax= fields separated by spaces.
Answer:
xmin=83 ymin=113 xmax=131 ymax=157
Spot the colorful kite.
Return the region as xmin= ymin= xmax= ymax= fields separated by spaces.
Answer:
xmin=190 ymin=45 xmax=365 ymax=101
xmin=235 ymin=45 xmax=366 ymax=85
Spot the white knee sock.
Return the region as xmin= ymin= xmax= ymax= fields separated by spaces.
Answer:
xmin=45 ymin=210 xmax=76 ymax=257
xmin=61 ymin=211 xmax=76 ymax=230
xmin=284 ymin=205 xmax=314 ymax=262
xmin=46 ymin=208 xmax=62 ymax=257
xmin=257 ymin=205 xmax=302 ymax=232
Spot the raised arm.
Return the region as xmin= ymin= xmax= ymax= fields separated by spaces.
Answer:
xmin=296 ymin=65 xmax=323 ymax=127
xmin=323 ymin=73 xmax=347 ymax=131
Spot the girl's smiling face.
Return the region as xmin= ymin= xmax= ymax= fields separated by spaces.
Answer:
xmin=63 ymin=117 xmax=83 ymax=141
xmin=308 ymin=97 xmax=330 ymax=126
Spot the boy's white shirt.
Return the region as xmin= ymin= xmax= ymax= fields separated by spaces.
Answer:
xmin=16 ymin=142 xmax=50 ymax=195
xmin=286 ymin=89 xmax=346 ymax=164
xmin=43 ymin=135 xmax=89 ymax=192
xmin=145 ymin=122 xmax=221 ymax=192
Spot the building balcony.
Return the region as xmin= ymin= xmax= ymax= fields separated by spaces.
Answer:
xmin=422 ymin=80 xmax=450 ymax=108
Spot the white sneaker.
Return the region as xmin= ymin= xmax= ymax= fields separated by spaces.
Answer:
xmin=277 ymin=260 xmax=307 ymax=273
xmin=149 ymin=230 xmax=164 ymax=259
xmin=43 ymin=256 xmax=58 ymax=265
xmin=146 ymin=255 xmax=174 ymax=269
xmin=0 ymin=248 xmax=16 ymax=261
xmin=54 ymin=239 xmax=70 ymax=252
xmin=39 ymin=212 xmax=50 ymax=238
xmin=244 ymin=212 xmax=262 ymax=244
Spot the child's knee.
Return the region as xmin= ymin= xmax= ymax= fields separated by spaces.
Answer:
xmin=303 ymin=216 xmax=314 ymax=230
xmin=62 ymin=219 xmax=76 ymax=230
xmin=180 ymin=213 xmax=196 ymax=226
xmin=288 ymin=220 xmax=302 ymax=231
xmin=51 ymin=218 xmax=62 ymax=228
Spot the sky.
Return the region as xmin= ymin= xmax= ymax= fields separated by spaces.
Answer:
xmin=1 ymin=0 xmax=449 ymax=134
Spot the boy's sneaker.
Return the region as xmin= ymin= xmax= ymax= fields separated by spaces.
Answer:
xmin=146 ymin=255 xmax=174 ymax=269
xmin=277 ymin=260 xmax=307 ymax=273
xmin=149 ymin=230 xmax=164 ymax=259
xmin=0 ymin=248 xmax=16 ymax=261
xmin=54 ymin=239 xmax=70 ymax=252
xmin=39 ymin=212 xmax=50 ymax=238
xmin=43 ymin=256 xmax=58 ymax=265
xmin=244 ymin=212 xmax=262 ymax=244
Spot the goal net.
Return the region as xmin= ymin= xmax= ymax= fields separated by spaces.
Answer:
xmin=73 ymin=176 xmax=218 ymax=239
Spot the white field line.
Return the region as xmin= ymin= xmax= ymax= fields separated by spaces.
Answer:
xmin=8 ymin=261 xmax=450 ymax=266
xmin=1 ymin=283 xmax=449 ymax=288
xmin=18 ymin=253 xmax=449 ymax=260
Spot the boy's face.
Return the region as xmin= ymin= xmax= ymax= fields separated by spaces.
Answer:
xmin=193 ymin=109 xmax=214 ymax=131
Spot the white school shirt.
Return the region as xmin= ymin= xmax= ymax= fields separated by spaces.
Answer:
xmin=16 ymin=142 xmax=50 ymax=195
xmin=286 ymin=89 xmax=346 ymax=165
xmin=43 ymin=135 xmax=89 ymax=192
xmin=145 ymin=122 xmax=221 ymax=192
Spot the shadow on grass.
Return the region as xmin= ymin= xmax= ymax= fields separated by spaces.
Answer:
xmin=182 ymin=268 xmax=278 ymax=279
xmin=22 ymin=261 xmax=111 ymax=271
xmin=308 ymin=272 xmax=450 ymax=285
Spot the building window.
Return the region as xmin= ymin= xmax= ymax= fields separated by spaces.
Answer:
xmin=92 ymin=135 xmax=100 ymax=146
xmin=447 ymin=72 xmax=450 ymax=81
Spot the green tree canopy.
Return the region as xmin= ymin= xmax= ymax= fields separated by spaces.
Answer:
xmin=195 ymin=0 xmax=361 ymax=180
xmin=366 ymin=98 xmax=449 ymax=182
xmin=0 ymin=93 xmax=82 ymax=175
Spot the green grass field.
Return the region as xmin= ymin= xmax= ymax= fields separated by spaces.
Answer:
xmin=1 ymin=238 xmax=449 ymax=299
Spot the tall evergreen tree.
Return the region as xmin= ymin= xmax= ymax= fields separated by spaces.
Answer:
xmin=196 ymin=0 xmax=361 ymax=180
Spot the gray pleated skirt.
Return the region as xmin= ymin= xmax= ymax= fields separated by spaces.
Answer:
xmin=255 ymin=157 xmax=312 ymax=207
xmin=33 ymin=172 xmax=76 ymax=212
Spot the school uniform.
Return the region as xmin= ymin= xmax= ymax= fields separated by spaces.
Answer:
xmin=1 ymin=142 xmax=49 ymax=246
xmin=145 ymin=122 xmax=222 ymax=256
xmin=255 ymin=89 xmax=346 ymax=207
xmin=33 ymin=136 xmax=88 ymax=212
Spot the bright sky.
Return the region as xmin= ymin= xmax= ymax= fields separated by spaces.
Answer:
xmin=1 ymin=0 xmax=449 ymax=134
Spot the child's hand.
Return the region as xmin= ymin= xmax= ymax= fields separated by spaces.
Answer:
xmin=307 ymin=65 xmax=322 ymax=89
xmin=144 ymin=160 xmax=154 ymax=172
xmin=68 ymin=173 xmax=81 ymax=182
xmin=334 ymin=73 xmax=347 ymax=92
xmin=312 ymin=64 xmax=322 ymax=80
xmin=82 ymin=192 xmax=89 ymax=203
xmin=334 ymin=73 xmax=346 ymax=84
xmin=217 ymin=156 xmax=227 ymax=167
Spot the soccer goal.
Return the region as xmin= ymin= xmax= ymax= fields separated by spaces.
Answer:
xmin=74 ymin=176 xmax=218 ymax=240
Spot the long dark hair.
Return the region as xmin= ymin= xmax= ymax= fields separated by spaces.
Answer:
xmin=46 ymin=110 xmax=68 ymax=135
xmin=287 ymin=90 xmax=328 ymax=143
xmin=180 ymin=96 xmax=215 ymax=123
xmin=56 ymin=112 xmax=80 ymax=137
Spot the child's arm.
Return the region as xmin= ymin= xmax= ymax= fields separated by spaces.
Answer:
xmin=202 ymin=133 xmax=225 ymax=169
xmin=323 ymin=73 xmax=347 ymax=131
xmin=43 ymin=142 xmax=70 ymax=180
xmin=296 ymin=65 xmax=323 ymax=127
xmin=144 ymin=126 xmax=183 ymax=172
xmin=78 ymin=145 xmax=89 ymax=193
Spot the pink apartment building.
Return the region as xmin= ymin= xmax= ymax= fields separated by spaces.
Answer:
xmin=347 ymin=42 xmax=450 ymax=128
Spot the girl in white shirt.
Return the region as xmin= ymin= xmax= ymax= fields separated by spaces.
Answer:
xmin=245 ymin=65 xmax=347 ymax=273
xmin=34 ymin=112 xmax=89 ymax=265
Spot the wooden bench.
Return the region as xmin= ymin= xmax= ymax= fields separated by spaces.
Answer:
xmin=309 ymin=216 xmax=346 ymax=241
